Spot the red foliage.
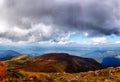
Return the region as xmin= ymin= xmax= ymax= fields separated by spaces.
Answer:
xmin=0 ymin=62 xmax=7 ymax=78
xmin=40 ymin=53 xmax=71 ymax=60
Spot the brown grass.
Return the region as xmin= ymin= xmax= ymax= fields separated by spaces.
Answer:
xmin=3 ymin=67 xmax=120 ymax=82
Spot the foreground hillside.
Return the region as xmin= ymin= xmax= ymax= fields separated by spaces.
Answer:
xmin=5 ymin=53 xmax=103 ymax=73
xmin=1 ymin=66 xmax=120 ymax=82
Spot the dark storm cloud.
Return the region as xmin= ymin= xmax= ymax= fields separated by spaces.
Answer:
xmin=0 ymin=0 xmax=120 ymax=43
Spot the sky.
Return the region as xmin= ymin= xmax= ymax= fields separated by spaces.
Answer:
xmin=0 ymin=0 xmax=120 ymax=45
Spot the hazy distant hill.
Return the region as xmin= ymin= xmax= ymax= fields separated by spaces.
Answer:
xmin=101 ymin=55 xmax=120 ymax=67
xmin=84 ymin=50 xmax=120 ymax=63
xmin=0 ymin=50 xmax=21 ymax=61
xmin=5 ymin=53 xmax=103 ymax=73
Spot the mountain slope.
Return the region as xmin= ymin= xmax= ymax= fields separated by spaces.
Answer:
xmin=102 ymin=55 xmax=120 ymax=67
xmin=0 ymin=50 xmax=21 ymax=61
xmin=5 ymin=53 xmax=103 ymax=73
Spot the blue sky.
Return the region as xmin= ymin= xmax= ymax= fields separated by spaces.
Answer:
xmin=69 ymin=33 xmax=91 ymax=43
xmin=37 ymin=33 xmax=120 ymax=45
xmin=70 ymin=34 xmax=120 ymax=44
xmin=56 ymin=33 xmax=120 ymax=45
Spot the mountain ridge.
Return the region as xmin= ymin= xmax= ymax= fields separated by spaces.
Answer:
xmin=5 ymin=53 xmax=103 ymax=73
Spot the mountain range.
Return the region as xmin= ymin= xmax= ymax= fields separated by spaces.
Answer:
xmin=1 ymin=49 xmax=120 ymax=68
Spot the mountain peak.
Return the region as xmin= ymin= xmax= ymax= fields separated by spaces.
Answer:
xmin=39 ymin=53 xmax=71 ymax=60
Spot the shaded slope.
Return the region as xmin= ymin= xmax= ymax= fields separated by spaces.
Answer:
xmin=0 ymin=50 xmax=21 ymax=61
xmin=102 ymin=55 xmax=120 ymax=67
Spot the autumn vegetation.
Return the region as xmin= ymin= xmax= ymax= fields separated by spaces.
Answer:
xmin=0 ymin=53 xmax=120 ymax=82
xmin=0 ymin=67 xmax=119 ymax=82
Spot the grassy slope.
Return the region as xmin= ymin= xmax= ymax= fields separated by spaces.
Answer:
xmin=4 ymin=67 xmax=120 ymax=82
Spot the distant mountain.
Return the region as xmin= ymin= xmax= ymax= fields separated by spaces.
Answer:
xmin=0 ymin=50 xmax=21 ymax=61
xmin=101 ymin=55 xmax=120 ymax=67
xmin=85 ymin=50 xmax=119 ymax=63
xmin=5 ymin=53 xmax=103 ymax=73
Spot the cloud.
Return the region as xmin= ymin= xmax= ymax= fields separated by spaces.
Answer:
xmin=115 ymin=41 xmax=120 ymax=44
xmin=91 ymin=37 xmax=107 ymax=44
xmin=0 ymin=0 xmax=120 ymax=44
xmin=51 ymin=32 xmax=74 ymax=45
xmin=0 ymin=23 xmax=57 ymax=43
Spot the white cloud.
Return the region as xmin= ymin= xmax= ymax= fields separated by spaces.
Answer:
xmin=0 ymin=0 xmax=4 ymax=7
xmin=51 ymin=32 xmax=75 ymax=45
xmin=0 ymin=20 xmax=9 ymax=33
xmin=30 ymin=23 xmax=57 ymax=41
xmin=83 ymin=32 xmax=89 ymax=37
xmin=115 ymin=41 xmax=120 ymax=44
xmin=91 ymin=37 xmax=107 ymax=44
xmin=0 ymin=38 xmax=12 ymax=44
xmin=0 ymin=22 xmax=58 ymax=44
xmin=12 ymin=26 xmax=29 ymax=36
